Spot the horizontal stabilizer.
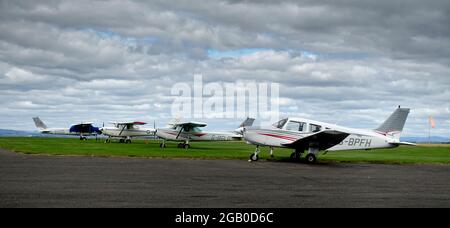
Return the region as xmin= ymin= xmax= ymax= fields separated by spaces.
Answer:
xmin=389 ymin=141 xmax=417 ymax=146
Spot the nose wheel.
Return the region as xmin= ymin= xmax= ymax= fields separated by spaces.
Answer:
xmin=249 ymin=146 xmax=260 ymax=161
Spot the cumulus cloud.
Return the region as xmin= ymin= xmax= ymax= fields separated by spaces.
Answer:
xmin=0 ymin=0 xmax=449 ymax=136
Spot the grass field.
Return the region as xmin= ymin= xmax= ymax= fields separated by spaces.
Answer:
xmin=0 ymin=137 xmax=449 ymax=165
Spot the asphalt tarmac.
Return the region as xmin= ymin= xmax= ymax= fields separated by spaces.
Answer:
xmin=0 ymin=148 xmax=449 ymax=208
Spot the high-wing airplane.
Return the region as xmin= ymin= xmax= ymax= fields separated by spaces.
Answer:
xmin=156 ymin=117 xmax=255 ymax=149
xmin=32 ymin=117 xmax=101 ymax=140
xmin=101 ymin=121 xmax=156 ymax=143
xmin=244 ymin=107 xmax=415 ymax=164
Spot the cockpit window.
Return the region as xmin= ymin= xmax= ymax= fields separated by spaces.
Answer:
xmin=309 ymin=124 xmax=322 ymax=132
xmin=285 ymin=121 xmax=306 ymax=132
xmin=272 ymin=118 xmax=287 ymax=129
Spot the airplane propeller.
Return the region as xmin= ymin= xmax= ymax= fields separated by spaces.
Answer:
xmin=153 ymin=120 xmax=157 ymax=138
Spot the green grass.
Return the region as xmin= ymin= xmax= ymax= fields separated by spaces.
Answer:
xmin=0 ymin=137 xmax=449 ymax=165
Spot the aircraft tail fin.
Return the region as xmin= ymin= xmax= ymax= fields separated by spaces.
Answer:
xmin=374 ymin=107 xmax=410 ymax=139
xmin=239 ymin=117 xmax=255 ymax=128
xmin=235 ymin=117 xmax=255 ymax=135
xmin=33 ymin=117 xmax=48 ymax=130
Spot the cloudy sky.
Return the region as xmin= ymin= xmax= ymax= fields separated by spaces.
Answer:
xmin=0 ymin=0 xmax=449 ymax=136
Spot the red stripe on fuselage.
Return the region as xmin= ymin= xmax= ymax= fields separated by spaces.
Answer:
xmin=258 ymin=133 xmax=298 ymax=141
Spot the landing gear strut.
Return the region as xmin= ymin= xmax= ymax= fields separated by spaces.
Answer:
xmin=160 ymin=140 xmax=166 ymax=148
xmin=249 ymin=146 xmax=260 ymax=161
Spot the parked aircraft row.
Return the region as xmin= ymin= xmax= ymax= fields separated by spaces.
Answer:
xmin=32 ymin=107 xmax=415 ymax=163
xmin=32 ymin=117 xmax=255 ymax=146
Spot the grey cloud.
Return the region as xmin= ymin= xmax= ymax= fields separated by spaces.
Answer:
xmin=0 ymin=0 xmax=449 ymax=136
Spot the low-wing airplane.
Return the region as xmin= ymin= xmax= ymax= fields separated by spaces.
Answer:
xmin=156 ymin=117 xmax=255 ymax=149
xmin=32 ymin=117 xmax=101 ymax=140
xmin=101 ymin=121 xmax=156 ymax=143
xmin=244 ymin=107 xmax=415 ymax=164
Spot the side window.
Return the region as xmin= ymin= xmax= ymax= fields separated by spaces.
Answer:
xmin=310 ymin=124 xmax=322 ymax=132
xmin=286 ymin=121 xmax=306 ymax=132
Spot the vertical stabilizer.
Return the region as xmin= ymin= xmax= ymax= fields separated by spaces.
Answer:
xmin=32 ymin=117 xmax=48 ymax=130
xmin=374 ymin=107 xmax=410 ymax=139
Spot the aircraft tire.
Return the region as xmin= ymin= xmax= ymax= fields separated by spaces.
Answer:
xmin=105 ymin=139 xmax=111 ymax=143
xmin=305 ymin=153 xmax=317 ymax=164
xmin=126 ymin=139 xmax=131 ymax=144
xmin=249 ymin=153 xmax=259 ymax=161
xmin=183 ymin=144 xmax=190 ymax=149
xmin=290 ymin=152 xmax=301 ymax=162
xmin=119 ymin=139 xmax=125 ymax=143
xmin=160 ymin=143 xmax=166 ymax=148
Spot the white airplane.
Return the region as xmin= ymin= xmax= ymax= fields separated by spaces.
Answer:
xmin=32 ymin=117 xmax=101 ymax=140
xmin=101 ymin=121 xmax=156 ymax=143
xmin=156 ymin=117 xmax=255 ymax=149
xmin=244 ymin=107 xmax=416 ymax=164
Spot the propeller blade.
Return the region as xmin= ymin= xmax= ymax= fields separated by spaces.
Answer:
xmin=153 ymin=120 xmax=157 ymax=138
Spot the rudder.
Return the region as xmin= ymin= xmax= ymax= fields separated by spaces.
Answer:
xmin=32 ymin=117 xmax=48 ymax=130
xmin=374 ymin=107 xmax=410 ymax=139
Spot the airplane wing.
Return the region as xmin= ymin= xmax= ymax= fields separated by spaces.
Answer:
xmin=173 ymin=121 xmax=207 ymax=129
xmin=111 ymin=121 xmax=147 ymax=126
xmin=110 ymin=121 xmax=147 ymax=135
xmin=70 ymin=123 xmax=101 ymax=134
xmin=281 ymin=130 xmax=350 ymax=150
xmin=171 ymin=121 xmax=207 ymax=139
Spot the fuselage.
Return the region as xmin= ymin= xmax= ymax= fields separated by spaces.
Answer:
xmin=244 ymin=117 xmax=397 ymax=151
xmin=156 ymin=128 xmax=242 ymax=141
xmin=39 ymin=128 xmax=97 ymax=136
xmin=101 ymin=127 xmax=155 ymax=138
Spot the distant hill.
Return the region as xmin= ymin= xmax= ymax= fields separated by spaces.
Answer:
xmin=0 ymin=129 xmax=38 ymax=136
xmin=401 ymin=136 xmax=450 ymax=143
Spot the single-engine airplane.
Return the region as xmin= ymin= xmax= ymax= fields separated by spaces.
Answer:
xmin=156 ymin=117 xmax=255 ymax=149
xmin=101 ymin=121 xmax=156 ymax=143
xmin=32 ymin=117 xmax=101 ymax=140
xmin=244 ymin=107 xmax=415 ymax=164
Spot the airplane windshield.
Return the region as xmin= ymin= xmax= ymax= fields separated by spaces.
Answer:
xmin=191 ymin=127 xmax=201 ymax=132
xmin=272 ymin=118 xmax=287 ymax=129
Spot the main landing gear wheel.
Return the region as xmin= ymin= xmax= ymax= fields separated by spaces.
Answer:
xmin=177 ymin=143 xmax=190 ymax=149
xmin=290 ymin=152 xmax=302 ymax=162
xmin=160 ymin=143 xmax=166 ymax=148
xmin=105 ymin=139 xmax=111 ymax=143
xmin=119 ymin=139 xmax=125 ymax=143
xmin=305 ymin=153 xmax=317 ymax=164
xmin=125 ymin=139 xmax=132 ymax=144
xmin=249 ymin=153 xmax=259 ymax=161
